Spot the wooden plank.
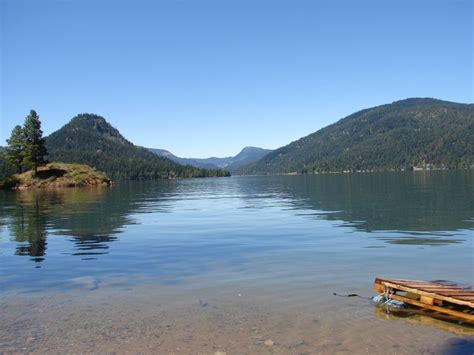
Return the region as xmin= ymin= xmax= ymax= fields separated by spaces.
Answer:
xmin=420 ymin=295 xmax=434 ymax=305
xmin=420 ymin=289 xmax=465 ymax=294
xmin=403 ymin=283 xmax=457 ymax=288
xmin=379 ymin=280 xmax=474 ymax=308
xmin=387 ymin=293 xmax=474 ymax=323
xmin=376 ymin=278 xmax=470 ymax=291
xmin=438 ymin=295 xmax=474 ymax=300
xmin=376 ymin=278 xmax=442 ymax=286
xmin=380 ymin=278 xmax=460 ymax=287
xmin=375 ymin=277 xmax=473 ymax=294
xmin=398 ymin=284 xmax=468 ymax=292
xmin=417 ymin=286 xmax=468 ymax=291
xmin=435 ymin=291 xmax=474 ymax=296
xmin=424 ymin=290 xmax=470 ymax=295
xmin=374 ymin=283 xmax=384 ymax=293
xmin=375 ymin=281 xmax=451 ymax=291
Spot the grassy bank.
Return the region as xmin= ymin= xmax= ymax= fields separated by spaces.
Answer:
xmin=0 ymin=162 xmax=111 ymax=189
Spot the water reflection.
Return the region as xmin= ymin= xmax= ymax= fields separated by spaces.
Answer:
xmin=272 ymin=171 xmax=474 ymax=247
xmin=10 ymin=195 xmax=48 ymax=263
xmin=0 ymin=182 xmax=178 ymax=262
xmin=0 ymin=171 xmax=473 ymax=265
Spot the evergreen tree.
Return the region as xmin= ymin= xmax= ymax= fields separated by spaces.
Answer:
xmin=23 ymin=110 xmax=48 ymax=174
xmin=5 ymin=125 xmax=26 ymax=173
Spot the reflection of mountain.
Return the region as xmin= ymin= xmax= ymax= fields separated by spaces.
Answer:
xmin=1 ymin=182 xmax=177 ymax=262
xmin=274 ymin=172 xmax=474 ymax=245
xmin=1 ymin=171 xmax=472 ymax=265
xmin=230 ymin=172 xmax=473 ymax=246
xmin=251 ymin=172 xmax=474 ymax=247
xmin=278 ymin=171 xmax=474 ymax=233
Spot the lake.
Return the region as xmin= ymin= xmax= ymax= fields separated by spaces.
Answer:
xmin=1 ymin=171 xmax=473 ymax=353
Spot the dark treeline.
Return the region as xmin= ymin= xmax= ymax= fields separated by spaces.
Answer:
xmin=45 ymin=113 xmax=230 ymax=180
xmin=0 ymin=146 xmax=12 ymax=178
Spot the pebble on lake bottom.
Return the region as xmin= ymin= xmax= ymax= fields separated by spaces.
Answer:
xmin=264 ymin=339 xmax=274 ymax=347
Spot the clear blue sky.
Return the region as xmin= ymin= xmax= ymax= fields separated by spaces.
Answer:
xmin=1 ymin=0 xmax=472 ymax=158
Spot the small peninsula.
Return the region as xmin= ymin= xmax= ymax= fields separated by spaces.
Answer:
xmin=1 ymin=163 xmax=111 ymax=190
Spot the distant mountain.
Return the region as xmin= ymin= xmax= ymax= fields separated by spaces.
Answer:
xmin=148 ymin=146 xmax=272 ymax=171
xmin=238 ymin=98 xmax=474 ymax=175
xmin=147 ymin=148 xmax=222 ymax=169
xmin=227 ymin=147 xmax=274 ymax=170
xmin=45 ymin=114 xmax=229 ymax=180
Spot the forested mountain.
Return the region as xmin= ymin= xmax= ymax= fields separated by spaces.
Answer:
xmin=227 ymin=147 xmax=273 ymax=170
xmin=46 ymin=114 xmax=229 ymax=180
xmin=237 ymin=98 xmax=474 ymax=175
xmin=148 ymin=146 xmax=272 ymax=171
xmin=147 ymin=148 xmax=220 ymax=169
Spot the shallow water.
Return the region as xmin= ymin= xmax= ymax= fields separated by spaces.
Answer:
xmin=0 ymin=171 xmax=473 ymax=353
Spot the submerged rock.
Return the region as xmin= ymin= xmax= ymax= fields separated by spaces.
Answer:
xmin=198 ymin=299 xmax=208 ymax=307
xmin=69 ymin=276 xmax=99 ymax=290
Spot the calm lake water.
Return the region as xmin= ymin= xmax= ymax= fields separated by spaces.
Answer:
xmin=1 ymin=172 xmax=473 ymax=353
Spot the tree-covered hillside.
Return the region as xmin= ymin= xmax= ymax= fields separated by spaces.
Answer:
xmin=238 ymin=98 xmax=474 ymax=175
xmin=46 ymin=114 xmax=230 ymax=180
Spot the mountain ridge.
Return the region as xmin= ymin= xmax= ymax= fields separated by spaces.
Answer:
xmin=148 ymin=146 xmax=272 ymax=171
xmin=45 ymin=114 xmax=229 ymax=180
xmin=237 ymin=98 xmax=474 ymax=175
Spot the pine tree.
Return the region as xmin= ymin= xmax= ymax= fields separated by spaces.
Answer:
xmin=23 ymin=110 xmax=48 ymax=174
xmin=6 ymin=125 xmax=26 ymax=173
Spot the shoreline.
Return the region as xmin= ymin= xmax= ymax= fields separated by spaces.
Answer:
xmin=1 ymin=281 xmax=472 ymax=354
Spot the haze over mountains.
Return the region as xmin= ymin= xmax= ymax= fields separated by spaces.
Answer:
xmin=238 ymin=98 xmax=474 ymax=175
xmin=148 ymin=147 xmax=272 ymax=172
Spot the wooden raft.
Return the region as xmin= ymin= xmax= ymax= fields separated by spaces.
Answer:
xmin=374 ymin=277 xmax=474 ymax=323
